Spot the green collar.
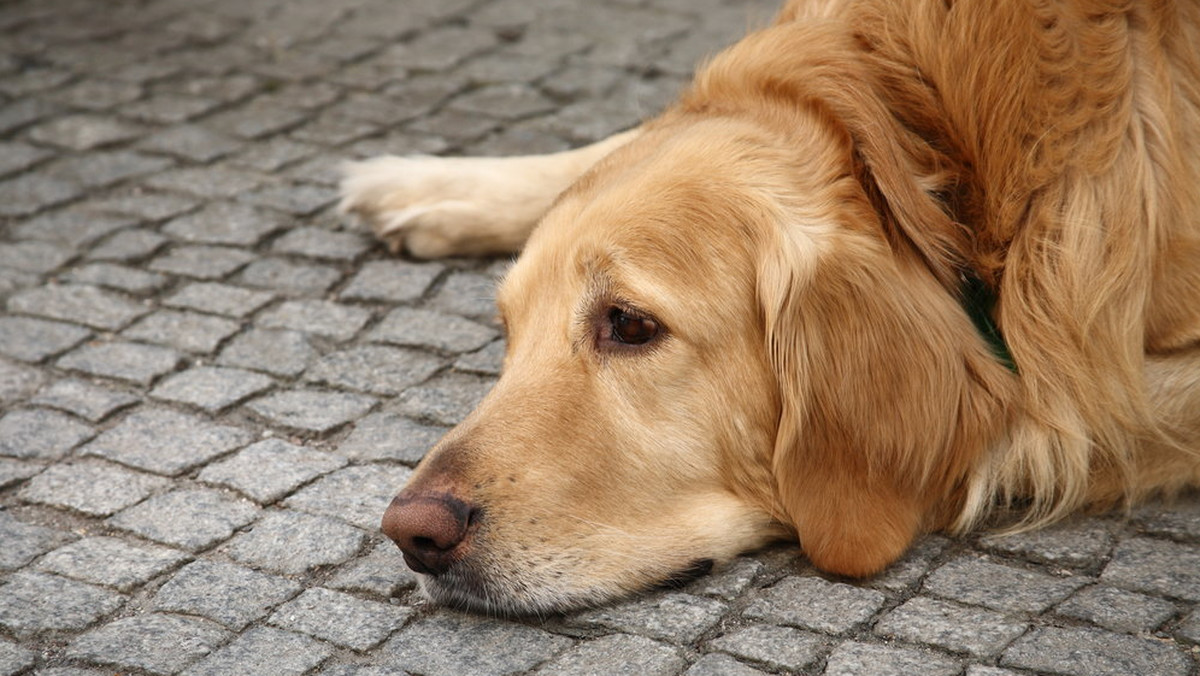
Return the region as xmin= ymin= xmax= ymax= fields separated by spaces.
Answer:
xmin=961 ymin=272 xmax=1017 ymax=373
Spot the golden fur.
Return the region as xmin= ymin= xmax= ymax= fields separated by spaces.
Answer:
xmin=341 ymin=0 xmax=1200 ymax=612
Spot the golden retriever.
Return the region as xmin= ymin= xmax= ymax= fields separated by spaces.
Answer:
xmin=340 ymin=0 xmax=1200 ymax=613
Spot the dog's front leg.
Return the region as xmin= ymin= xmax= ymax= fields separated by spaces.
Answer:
xmin=339 ymin=129 xmax=639 ymax=258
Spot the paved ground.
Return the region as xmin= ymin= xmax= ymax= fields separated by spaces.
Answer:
xmin=1 ymin=0 xmax=1199 ymax=674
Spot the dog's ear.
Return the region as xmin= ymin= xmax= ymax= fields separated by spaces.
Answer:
xmin=806 ymin=54 xmax=970 ymax=294
xmin=759 ymin=226 xmax=1013 ymax=577
xmin=687 ymin=23 xmax=968 ymax=291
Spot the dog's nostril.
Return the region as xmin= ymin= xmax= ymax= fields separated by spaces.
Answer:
xmin=411 ymin=536 xmax=437 ymax=550
xmin=380 ymin=493 xmax=474 ymax=576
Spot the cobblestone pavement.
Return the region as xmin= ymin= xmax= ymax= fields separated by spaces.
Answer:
xmin=1 ymin=0 xmax=1199 ymax=674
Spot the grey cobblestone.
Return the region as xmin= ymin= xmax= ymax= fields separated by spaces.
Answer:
xmin=0 ymin=408 xmax=93 ymax=460
xmin=258 ymin=299 xmax=372 ymax=341
xmin=57 ymin=340 xmax=183 ymax=385
xmin=454 ymin=339 xmax=506 ymax=375
xmin=233 ymin=257 xmax=343 ymax=295
xmin=0 ymin=640 xmax=34 ymax=676
xmin=107 ymin=488 xmax=261 ymax=550
xmin=873 ymin=596 xmax=1028 ymax=657
xmin=1134 ymin=499 xmax=1200 ymax=542
xmin=62 ymin=261 xmax=170 ymax=293
xmin=7 ymin=283 xmax=150 ymax=330
xmin=87 ymin=227 xmax=169 ymax=261
xmin=1001 ymin=626 xmax=1191 ymax=676
xmin=151 ymin=366 xmax=274 ymax=412
xmin=0 ymin=268 xmax=37 ymax=296
xmin=162 ymin=202 xmax=285 ymax=246
xmin=65 ymin=613 xmax=230 ymax=676
xmin=368 ymin=306 xmax=499 ymax=353
xmin=15 ymin=209 xmax=136 ymax=250
xmin=247 ymin=388 xmax=377 ymax=433
xmin=305 ymin=345 xmax=443 ymax=396
xmin=0 ymin=512 xmax=75 ymax=570
xmin=0 ymin=239 xmax=75 ymax=273
xmin=706 ymin=624 xmax=824 ymax=672
xmin=223 ymin=510 xmax=365 ymax=574
xmin=271 ymin=226 xmax=372 ymax=260
xmin=231 ymin=137 xmax=317 ymax=172
xmin=86 ymin=192 xmax=198 ymax=222
xmin=978 ymin=518 xmax=1115 ymax=568
xmin=336 ymin=412 xmax=445 ymax=464
xmin=217 ymin=327 xmax=317 ymax=375
xmin=573 ymin=592 xmax=728 ymax=643
xmin=154 ymin=560 xmax=302 ymax=630
xmin=684 ymin=654 xmax=767 ymax=676
xmin=0 ymin=316 xmax=89 ymax=360
xmin=0 ymin=140 xmax=51 ymax=178
xmin=267 ymin=587 xmax=411 ymax=651
xmin=28 ymin=114 xmax=142 ymax=150
xmin=824 ymin=641 xmax=961 ymax=676
xmin=140 ymin=124 xmax=242 ymax=163
xmin=80 ymin=407 xmax=253 ymax=476
xmin=687 ymin=557 xmax=763 ymax=601
xmin=207 ymin=102 xmax=310 ymax=140
xmin=198 ymin=438 xmax=347 ymax=503
xmin=165 ymin=281 xmax=275 ymax=317
xmin=0 ymin=174 xmax=82 ymax=217
xmin=148 ymin=244 xmax=256 ymax=279
xmin=395 ymin=372 xmax=496 ymax=426
xmin=923 ymin=556 xmax=1086 ymax=613
xmin=1101 ymin=536 xmax=1200 ymax=601
xmin=35 ymin=536 xmax=189 ymax=591
xmin=45 ymin=150 xmax=173 ymax=189
xmin=0 ymin=571 xmax=125 ymax=638
xmin=122 ymin=310 xmax=242 ymax=354
xmin=0 ymin=459 xmax=40 ymax=490
xmin=866 ymin=534 xmax=950 ymax=592
xmin=19 ymin=460 xmax=169 ymax=516
xmin=31 ymin=378 xmax=139 ymax=422
xmin=0 ymin=358 xmax=46 ymax=404
xmin=743 ymin=576 xmax=886 ymax=635
xmin=428 ymin=270 xmax=501 ymax=320
xmin=326 ymin=541 xmax=418 ymax=597
xmin=1055 ymin=584 xmax=1178 ymax=634
xmin=143 ymin=166 xmax=265 ymax=200
xmin=538 ymin=634 xmax=685 ymax=676
xmin=181 ymin=626 xmax=332 ymax=676
xmin=2 ymin=0 xmax=1198 ymax=674
xmin=379 ymin=612 xmax=571 ymax=676
xmin=283 ymin=464 xmax=413 ymax=529
xmin=1177 ymin=608 xmax=1200 ymax=643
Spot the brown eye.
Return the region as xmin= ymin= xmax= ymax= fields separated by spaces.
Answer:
xmin=609 ymin=307 xmax=660 ymax=345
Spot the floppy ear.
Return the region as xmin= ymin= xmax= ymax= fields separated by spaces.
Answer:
xmin=759 ymin=222 xmax=1014 ymax=578
xmin=685 ymin=22 xmax=969 ymax=290
xmin=687 ymin=21 xmax=1015 ymax=574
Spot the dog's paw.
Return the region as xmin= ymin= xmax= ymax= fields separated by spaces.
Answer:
xmin=339 ymin=155 xmax=545 ymax=258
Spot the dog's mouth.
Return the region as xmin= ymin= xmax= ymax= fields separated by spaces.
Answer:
xmin=413 ymin=556 xmax=720 ymax=616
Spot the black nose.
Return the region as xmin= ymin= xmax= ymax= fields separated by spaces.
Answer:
xmin=380 ymin=493 xmax=475 ymax=576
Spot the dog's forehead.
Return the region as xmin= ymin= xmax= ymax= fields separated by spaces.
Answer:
xmin=498 ymin=201 xmax=764 ymax=336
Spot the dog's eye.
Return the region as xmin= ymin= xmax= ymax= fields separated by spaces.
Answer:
xmin=608 ymin=307 xmax=660 ymax=345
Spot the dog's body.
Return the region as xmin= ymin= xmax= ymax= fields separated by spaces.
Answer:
xmin=342 ymin=0 xmax=1200 ymax=613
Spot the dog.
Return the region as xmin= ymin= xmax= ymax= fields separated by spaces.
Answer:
xmin=340 ymin=0 xmax=1200 ymax=614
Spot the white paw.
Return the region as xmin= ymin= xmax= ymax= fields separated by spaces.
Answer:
xmin=338 ymin=155 xmax=553 ymax=258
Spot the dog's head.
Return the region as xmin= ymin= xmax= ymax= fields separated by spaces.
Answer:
xmin=381 ymin=24 xmax=1015 ymax=614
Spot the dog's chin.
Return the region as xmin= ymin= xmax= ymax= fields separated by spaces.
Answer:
xmin=415 ymin=558 xmax=719 ymax=617
xmin=416 ymin=570 xmax=610 ymax=617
